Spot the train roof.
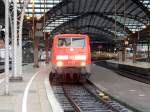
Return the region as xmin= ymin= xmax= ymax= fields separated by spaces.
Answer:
xmin=54 ymin=34 xmax=89 ymax=38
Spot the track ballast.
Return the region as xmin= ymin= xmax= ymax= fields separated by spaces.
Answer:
xmin=52 ymin=81 xmax=133 ymax=112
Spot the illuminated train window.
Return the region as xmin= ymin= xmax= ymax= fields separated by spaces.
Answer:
xmin=58 ymin=38 xmax=85 ymax=48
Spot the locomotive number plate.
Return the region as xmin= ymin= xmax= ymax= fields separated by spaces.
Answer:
xmin=68 ymin=60 xmax=75 ymax=64
xmin=69 ymin=56 xmax=75 ymax=60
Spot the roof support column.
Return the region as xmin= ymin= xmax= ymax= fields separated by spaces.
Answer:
xmin=122 ymin=47 xmax=126 ymax=62
xmin=5 ymin=0 xmax=10 ymax=95
xmin=148 ymin=41 xmax=150 ymax=62
xmin=133 ymin=38 xmax=137 ymax=63
xmin=18 ymin=0 xmax=30 ymax=79
xmin=10 ymin=0 xmax=20 ymax=81
xmin=44 ymin=0 xmax=49 ymax=64
xmin=32 ymin=0 xmax=39 ymax=68
xmin=45 ymin=34 xmax=49 ymax=64
xmin=33 ymin=32 xmax=39 ymax=68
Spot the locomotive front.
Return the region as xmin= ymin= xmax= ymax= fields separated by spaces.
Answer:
xmin=51 ymin=34 xmax=91 ymax=82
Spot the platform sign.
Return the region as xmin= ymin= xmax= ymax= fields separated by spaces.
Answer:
xmin=35 ymin=31 xmax=43 ymax=37
xmin=36 ymin=23 xmax=42 ymax=30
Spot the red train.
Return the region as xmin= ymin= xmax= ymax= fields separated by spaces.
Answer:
xmin=50 ymin=34 xmax=91 ymax=82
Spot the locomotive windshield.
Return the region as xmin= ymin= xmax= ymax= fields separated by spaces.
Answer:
xmin=58 ymin=37 xmax=85 ymax=48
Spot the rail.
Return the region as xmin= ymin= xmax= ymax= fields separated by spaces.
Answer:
xmin=59 ymin=83 xmax=132 ymax=112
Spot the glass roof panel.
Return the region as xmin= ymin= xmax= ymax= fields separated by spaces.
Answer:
xmin=16 ymin=0 xmax=62 ymax=17
xmin=140 ymin=0 xmax=150 ymax=11
xmin=111 ymin=16 xmax=145 ymax=33
xmin=10 ymin=0 xmax=150 ymax=38
xmin=43 ymin=16 xmax=78 ymax=32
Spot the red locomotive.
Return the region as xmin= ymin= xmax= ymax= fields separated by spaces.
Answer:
xmin=50 ymin=34 xmax=91 ymax=82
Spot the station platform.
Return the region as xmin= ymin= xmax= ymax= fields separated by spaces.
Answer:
xmin=90 ymin=64 xmax=150 ymax=112
xmin=106 ymin=60 xmax=150 ymax=68
xmin=0 ymin=62 xmax=149 ymax=112
xmin=0 ymin=63 xmax=54 ymax=112
xmin=106 ymin=60 xmax=150 ymax=76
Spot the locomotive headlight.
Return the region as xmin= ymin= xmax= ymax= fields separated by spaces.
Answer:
xmin=75 ymin=55 xmax=86 ymax=60
xmin=81 ymin=62 xmax=86 ymax=66
xmin=57 ymin=61 xmax=63 ymax=67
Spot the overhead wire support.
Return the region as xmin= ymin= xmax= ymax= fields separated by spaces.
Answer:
xmin=32 ymin=0 xmax=35 ymax=40
xmin=12 ymin=0 xmax=18 ymax=79
xmin=32 ymin=0 xmax=39 ymax=68
xmin=122 ymin=0 xmax=126 ymax=62
xmin=124 ymin=0 xmax=126 ymax=35
xmin=114 ymin=0 xmax=117 ymax=39
xmin=18 ymin=0 xmax=31 ymax=79
xmin=44 ymin=0 xmax=49 ymax=64
xmin=44 ymin=0 xmax=46 ymax=40
xmin=5 ymin=0 xmax=10 ymax=95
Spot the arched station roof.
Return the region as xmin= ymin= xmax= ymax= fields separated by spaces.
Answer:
xmin=1 ymin=0 xmax=150 ymax=42
xmin=43 ymin=0 xmax=150 ymax=41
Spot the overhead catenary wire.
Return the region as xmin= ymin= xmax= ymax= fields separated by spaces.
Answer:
xmin=32 ymin=0 xmax=35 ymax=40
xmin=114 ymin=0 xmax=117 ymax=39
xmin=124 ymin=0 xmax=126 ymax=35
xmin=44 ymin=0 xmax=46 ymax=40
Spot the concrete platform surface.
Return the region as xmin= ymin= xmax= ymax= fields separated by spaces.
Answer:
xmin=0 ymin=63 xmax=53 ymax=112
xmin=90 ymin=64 xmax=150 ymax=112
xmin=107 ymin=60 xmax=150 ymax=68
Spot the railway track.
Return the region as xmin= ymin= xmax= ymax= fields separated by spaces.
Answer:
xmin=114 ymin=69 xmax=150 ymax=84
xmin=52 ymin=82 xmax=133 ymax=112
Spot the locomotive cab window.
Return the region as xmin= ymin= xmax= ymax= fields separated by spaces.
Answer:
xmin=58 ymin=38 xmax=71 ymax=47
xmin=58 ymin=37 xmax=85 ymax=48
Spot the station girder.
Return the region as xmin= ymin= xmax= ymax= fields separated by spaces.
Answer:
xmin=59 ymin=25 xmax=116 ymax=39
xmin=44 ymin=0 xmax=150 ymax=23
xmin=74 ymin=25 xmax=115 ymax=37
xmin=45 ymin=0 xmax=149 ymax=20
xmin=44 ymin=11 xmax=149 ymax=31
xmin=77 ymin=32 xmax=113 ymax=41
xmin=42 ymin=0 xmax=150 ymax=40
xmin=131 ymin=0 xmax=150 ymax=18
xmin=45 ymin=0 xmax=71 ymax=20
xmin=51 ymin=12 xmax=132 ymax=35
xmin=52 ymin=13 xmax=132 ymax=37
xmin=1 ymin=0 xmax=150 ymax=43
